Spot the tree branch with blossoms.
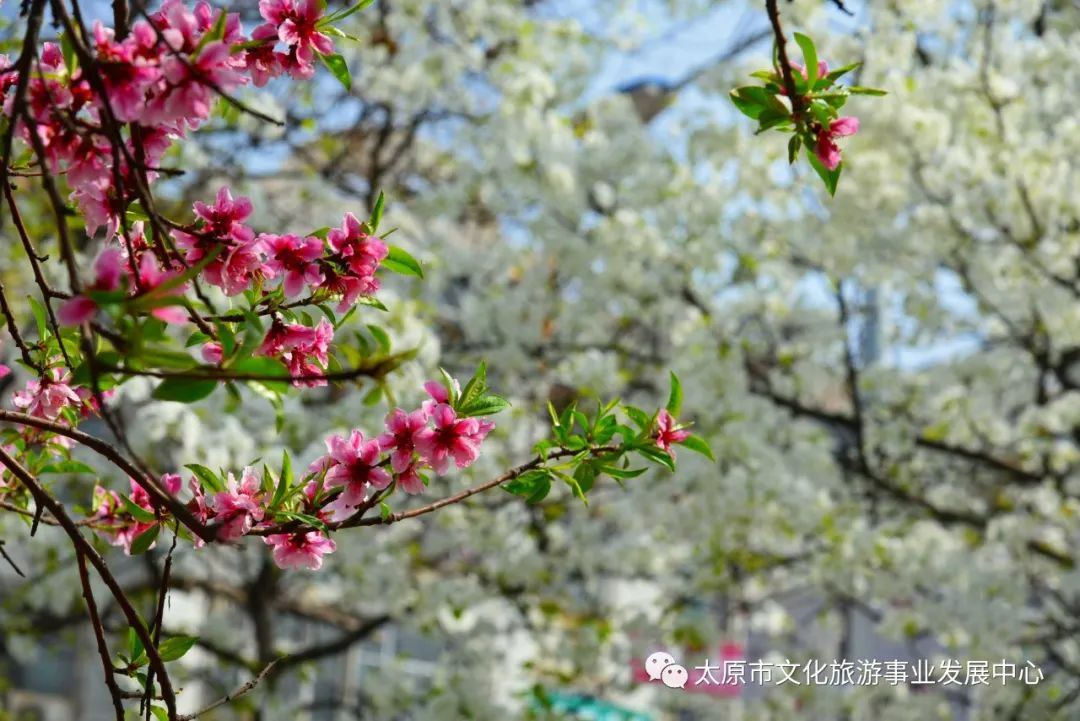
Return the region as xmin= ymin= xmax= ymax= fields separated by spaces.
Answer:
xmin=730 ymin=0 xmax=886 ymax=194
xmin=0 ymin=0 xmax=712 ymax=717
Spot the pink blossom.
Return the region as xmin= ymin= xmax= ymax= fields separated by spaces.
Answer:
xmin=421 ymin=378 xmax=459 ymax=416
xmin=378 ymin=408 xmax=428 ymax=473
xmin=257 ymin=320 xmax=316 ymax=357
xmin=415 ymin=404 xmax=494 ymax=474
xmin=92 ymin=478 xmax=160 ymax=554
xmin=261 ymin=233 xmax=325 ymax=297
xmin=173 ymin=188 xmax=263 ymax=295
xmin=74 ymin=386 xmax=116 ymax=417
xmin=11 ymin=369 xmax=82 ymax=419
xmin=192 ymin=186 xmax=255 ymax=242
xmin=653 ymin=409 xmax=690 ymax=456
xmin=58 ymin=247 xmax=124 ymax=326
xmin=152 ymin=42 xmax=246 ymax=130
xmin=135 ymin=253 xmax=190 ymax=324
xmin=321 ymin=271 xmax=382 ymax=312
xmin=188 ymin=475 xmax=211 ymax=548
xmin=814 ymin=116 xmax=859 ymax=171
xmin=317 ymin=430 xmax=391 ymax=510
xmin=201 ymin=342 xmax=224 ymax=364
xmin=320 ymin=212 xmax=387 ymax=310
xmin=396 ymin=463 xmax=425 ymax=495
xmin=257 ymin=319 xmax=334 ymax=387
xmin=263 ymin=531 xmax=337 ymax=570
xmin=257 ymin=0 xmax=333 ymax=80
xmin=327 ymin=213 xmax=388 ymax=277
xmin=92 ymin=21 xmax=160 ymax=123
xmin=244 ymin=24 xmax=287 ymax=87
xmin=212 ymin=467 xmax=265 ymax=541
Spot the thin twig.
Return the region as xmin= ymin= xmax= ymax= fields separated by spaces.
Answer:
xmin=177 ymin=658 xmax=284 ymax=720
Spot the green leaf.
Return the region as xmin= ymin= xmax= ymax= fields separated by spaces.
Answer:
xmin=636 ymin=444 xmax=676 ymax=472
xmin=28 ymin=296 xmax=47 ymax=338
xmin=122 ymin=495 xmax=157 ymax=524
xmin=573 ymin=463 xmax=597 ymax=495
xmin=320 ymin=0 xmax=374 ymax=24
xmin=276 ymin=510 xmax=329 ymax=533
xmin=807 ymin=151 xmax=842 ymax=196
xmin=457 ymin=362 xmax=488 ymax=410
xmin=276 ymin=449 xmax=293 ymax=501
xmin=624 ymin=406 xmax=652 ymax=431
xmin=847 ymin=86 xmax=887 ymax=96
xmin=380 ymin=502 xmax=392 ymax=520
xmin=185 ymin=331 xmax=212 ymax=348
xmin=749 ymin=69 xmax=779 ymax=83
xmin=823 ymin=61 xmax=861 ymax=84
xmin=60 ymin=31 xmax=78 ymax=73
xmin=729 ymin=86 xmax=772 ymax=120
xmin=185 ymin=463 xmax=225 ymax=494
xmin=502 ymin=469 xmax=552 ymax=504
xmin=438 ymin=367 xmax=460 ymax=405
xmin=794 ymin=32 xmax=818 ymax=86
xmin=666 ymin=372 xmax=683 ymax=416
xmin=139 ymin=347 xmax=199 ymax=370
xmin=129 ymin=524 xmax=160 ymax=555
xmin=150 ymin=707 xmax=169 ymax=721
xmin=369 ymin=191 xmax=386 ymax=233
xmin=158 ymin=636 xmax=198 ymax=662
xmin=261 ymin=464 xmax=276 ymax=495
xmin=676 ymin=435 xmax=715 ymax=461
xmin=788 ymin=134 xmax=802 ymax=164
xmin=558 ymin=470 xmax=588 ymax=505
xmin=354 ymin=295 xmax=390 ymax=311
xmin=128 ymin=626 xmax=143 ymax=662
xmin=318 ymin=52 xmax=351 ymax=91
xmin=230 ymin=356 xmax=291 ymax=393
xmin=40 ymin=460 xmax=96 ymax=475
xmin=382 ymin=246 xmax=423 ymax=278
xmin=367 ymin=324 xmax=391 ymax=354
xmin=599 ymin=465 xmax=648 ymax=480
xmin=152 ymin=377 xmax=217 ymax=403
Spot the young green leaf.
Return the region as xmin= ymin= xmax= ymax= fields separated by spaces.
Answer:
xmin=369 ymin=191 xmax=386 ymax=232
xmin=666 ymin=372 xmax=683 ymax=416
xmin=152 ymin=377 xmax=217 ymax=403
xmin=158 ymin=636 xmax=198 ymax=662
xmin=502 ymin=469 xmax=552 ymax=504
xmin=129 ymin=525 xmax=160 ymax=555
xmin=808 ymin=151 xmax=842 ymax=196
xmin=185 ymin=463 xmax=225 ymax=494
xmin=318 ymin=52 xmax=352 ymax=91
xmin=676 ymin=435 xmax=715 ymax=461
xmin=382 ymin=246 xmax=423 ymax=278
xmin=794 ymin=32 xmax=818 ymax=86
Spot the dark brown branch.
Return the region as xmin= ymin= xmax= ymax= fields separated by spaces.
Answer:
xmin=0 ymin=447 xmax=178 ymax=719
xmin=0 ymin=410 xmax=213 ymax=541
xmin=765 ymin=0 xmax=803 ymax=116
xmin=77 ymin=548 xmax=127 ymax=721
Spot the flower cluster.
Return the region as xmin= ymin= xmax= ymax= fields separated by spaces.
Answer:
xmin=170 ymin=190 xmax=388 ymax=313
xmin=309 ymin=380 xmax=494 ymax=520
xmin=0 ymin=0 xmax=333 ymax=239
xmin=729 ymin=31 xmax=883 ymax=194
xmin=255 ymin=317 xmax=334 ymax=387
xmin=84 ymin=377 xmax=495 ymax=569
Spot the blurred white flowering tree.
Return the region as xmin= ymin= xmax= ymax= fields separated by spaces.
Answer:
xmin=4 ymin=0 xmax=1080 ymax=720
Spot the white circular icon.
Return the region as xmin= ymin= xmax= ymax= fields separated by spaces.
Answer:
xmin=661 ymin=663 xmax=689 ymax=689
xmin=645 ymin=651 xmax=677 ymax=681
